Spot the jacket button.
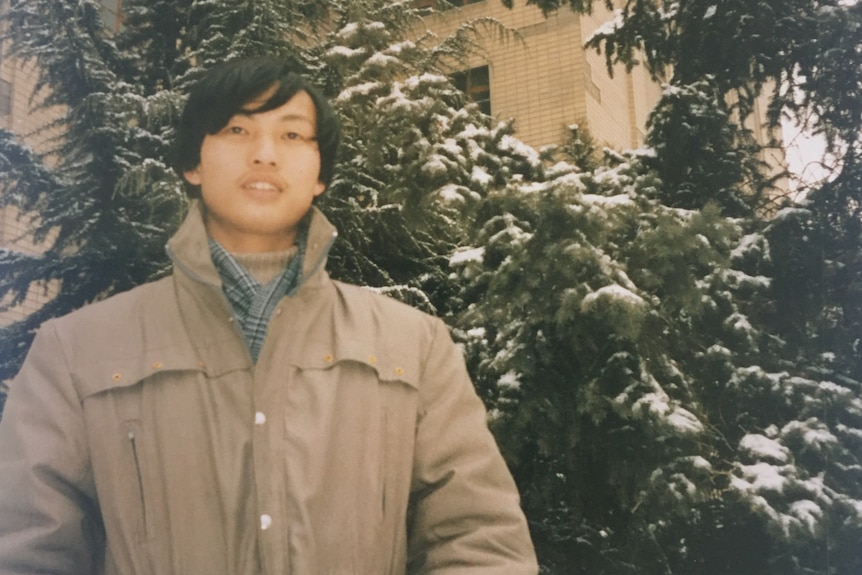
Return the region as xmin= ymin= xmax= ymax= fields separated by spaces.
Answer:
xmin=152 ymin=361 xmax=163 ymax=370
xmin=112 ymin=373 xmax=122 ymax=382
xmin=323 ymin=354 xmax=334 ymax=363
xmin=395 ymin=367 xmax=404 ymax=376
xmin=368 ymin=355 xmax=377 ymax=365
xmin=260 ymin=514 xmax=273 ymax=530
xmin=255 ymin=411 xmax=267 ymax=425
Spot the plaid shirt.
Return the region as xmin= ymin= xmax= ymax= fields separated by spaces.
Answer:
xmin=208 ymin=238 xmax=304 ymax=362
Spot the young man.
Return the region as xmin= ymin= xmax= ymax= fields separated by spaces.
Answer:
xmin=0 ymin=56 xmax=537 ymax=574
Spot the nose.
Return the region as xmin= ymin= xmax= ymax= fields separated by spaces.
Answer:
xmin=250 ymin=134 xmax=278 ymax=166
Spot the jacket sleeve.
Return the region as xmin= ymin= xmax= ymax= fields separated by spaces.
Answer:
xmin=407 ymin=319 xmax=538 ymax=574
xmin=0 ymin=321 xmax=103 ymax=573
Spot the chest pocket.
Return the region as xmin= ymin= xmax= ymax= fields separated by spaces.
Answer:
xmin=290 ymin=335 xmax=420 ymax=389
xmin=73 ymin=350 xmax=210 ymax=402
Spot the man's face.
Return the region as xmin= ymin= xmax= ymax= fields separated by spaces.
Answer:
xmin=184 ymin=88 xmax=325 ymax=253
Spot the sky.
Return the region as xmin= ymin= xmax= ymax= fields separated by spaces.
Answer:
xmin=781 ymin=119 xmax=834 ymax=193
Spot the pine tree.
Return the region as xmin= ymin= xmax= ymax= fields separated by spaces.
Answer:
xmin=0 ymin=0 xmax=185 ymax=388
xmin=477 ymin=0 xmax=862 ymax=572
xmin=451 ymin=148 xmax=753 ymax=572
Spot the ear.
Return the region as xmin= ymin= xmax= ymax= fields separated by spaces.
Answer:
xmin=313 ymin=180 xmax=326 ymax=197
xmin=184 ymin=167 xmax=202 ymax=186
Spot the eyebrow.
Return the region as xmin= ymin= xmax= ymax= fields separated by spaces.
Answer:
xmin=236 ymin=110 xmax=315 ymax=125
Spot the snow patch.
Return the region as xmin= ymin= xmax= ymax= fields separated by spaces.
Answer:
xmin=336 ymin=81 xmax=383 ymax=102
xmin=582 ymin=284 xmax=645 ymax=310
xmin=498 ymin=135 xmax=542 ymax=167
xmin=730 ymin=232 xmax=766 ymax=260
xmin=466 ymin=327 xmax=486 ymax=339
xmin=471 ymin=166 xmax=493 ymax=186
xmin=450 ymin=246 xmax=485 ymax=266
xmin=585 ymin=9 xmax=624 ymax=44
xmin=326 ymin=45 xmax=365 ymax=59
xmin=685 ymin=455 xmax=713 ymax=471
xmin=498 ymin=371 xmax=521 ymax=390
xmin=769 ymin=207 xmax=811 ymax=224
xmin=789 ymin=500 xmax=822 ymax=534
xmin=628 ymin=390 xmax=704 ymax=434
xmin=665 ymin=408 xmax=704 ymax=434
xmin=364 ymin=52 xmax=399 ymax=68
xmin=581 ymin=193 xmax=635 ymax=208
xmin=421 ymin=156 xmax=449 ymax=177
xmin=781 ymin=419 xmax=839 ymax=452
xmin=739 ymin=434 xmax=790 ymax=463
xmin=735 ymin=462 xmax=789 ymax=493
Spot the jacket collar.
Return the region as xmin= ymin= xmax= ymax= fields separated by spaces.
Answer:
xmin=166 ymin=199 xmax=338 ymax=291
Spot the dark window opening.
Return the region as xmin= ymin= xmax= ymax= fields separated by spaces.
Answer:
xmin=0 ymin=79 xmax=12 ymax=116
xmin=414 ymin=0 xmax=484 ymax=10
xmin=452 ymin=65 xmax=491 ymax=116
xmin=100 ymin=0 xmax=123 ymax=32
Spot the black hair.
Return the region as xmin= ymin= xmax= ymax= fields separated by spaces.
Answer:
xmin=174 ymin=56 xmax=341 ymax=197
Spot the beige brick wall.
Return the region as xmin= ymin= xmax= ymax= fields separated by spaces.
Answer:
xmin=419 ymin=0 xmax=659 ymax=151
xmin=0 ymin=47 xmax=63 ymax=326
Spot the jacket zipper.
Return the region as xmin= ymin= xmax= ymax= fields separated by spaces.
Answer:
xmin=380 ymin=407 xmax=388 ymax=518
xmin=127 ymin=427 xmax=149 ymax=538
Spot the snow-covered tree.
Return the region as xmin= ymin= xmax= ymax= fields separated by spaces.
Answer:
xmin=314 ymin=6 xmax=544 ymax=316
xmin=0 ymin=0 xmax=185 ymax=389
xmin=453 ymin=134 xmax=861 ymax=574
xmin=474 ymin=0 xmax=862 ymax=572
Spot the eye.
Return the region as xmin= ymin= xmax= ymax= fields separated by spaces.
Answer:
xmin=283 ymin=131 xmax=315 ymax=142
xmin=226 ymin=125 xmax=246 ymax=135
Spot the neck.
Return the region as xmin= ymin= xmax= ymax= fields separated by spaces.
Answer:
xmin=203 ymin=215 xmax=298 ymax=253
xmin=230 ymin=247 xmax=298 ymax=285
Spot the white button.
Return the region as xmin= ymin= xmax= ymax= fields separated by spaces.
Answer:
xmin=260 ymin=514 xmax=272 ymax=530
xmin=255 ymin=411 xmax=267 ymax=425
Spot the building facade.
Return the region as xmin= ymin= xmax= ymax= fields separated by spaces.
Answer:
xmin=421 ymin=0 xmax=662 ymax=152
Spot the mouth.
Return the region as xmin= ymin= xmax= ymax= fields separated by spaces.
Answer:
xmin=240 ymin=175 xmax=284 ymax=194
xmin=243 ymin=181 xmax=281 ymax=192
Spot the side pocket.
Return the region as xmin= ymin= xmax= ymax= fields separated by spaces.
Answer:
xmin=124 ymin=419 xmax=150 ymax=542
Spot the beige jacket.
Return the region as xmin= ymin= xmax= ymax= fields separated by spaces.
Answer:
xmin=0 ymin=202 xmax=537 ymax=575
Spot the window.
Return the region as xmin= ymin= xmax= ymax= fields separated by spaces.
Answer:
xmin=100 ymin=0 xmax=123 ymax=32
xmin=414 ymin=0 xmax=484 ymax=9
xmin=451 ymin=65 xmax=491 ymax=115
xmin=0 ymin=79 xmax=11 ymax=116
